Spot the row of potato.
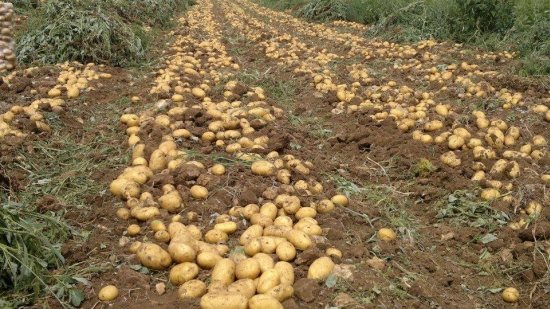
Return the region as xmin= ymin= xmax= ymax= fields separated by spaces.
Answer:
xmin=0 ymin=2 xmax=15 ymax=73
xmin=106 ymin=1 xmax=396 ymax=308
xmin=0 ymin=63 xmax=111 ymax=140
xmin=225 ymin=0 xmax=548 ymax=229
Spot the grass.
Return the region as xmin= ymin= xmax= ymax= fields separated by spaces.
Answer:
xmin=0 ymin=95 xmax=131 ymax=307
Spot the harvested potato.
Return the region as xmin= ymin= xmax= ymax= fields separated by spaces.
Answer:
xmin=169 ymin=262 xmax=199 ymax=285
xmin=211 ymin=164 xmax=226 ymax=175
xmin=168 ymin=242 xmax=196 ymax=263
xmin=240 ymin=224 xmax=263 ymax=245
xmin=274 ymin=261 xmax=294 ymax=286
xmin=378 ymin=228 xmax=397 ymax=241
xmin=190 ymin=185 xmax=208 ymax=199
xmin=266 ymin=284 xmax=294 ymax=302
xmin=285 ymin=229 xmax=312 ymax=250
xmin=214 ymin=221 xmax=238 ymax=234
xmin=227 ymin=279 xmax=256 ymax=298
xmin=211 ymin=258 xmax=236 ymax=285
xmin=257 ymin=269 xmax=281 ymax=293
xmin=200 ymin=292 xmax=248 ymax=309
xmin=235 ymin=258 xmax=261 ymax=279
xmin=137 ymin=243 xmax=172 ymax=270
xmin=204 ymin=229 xmax=229 ymax=244
xmin=253 ymin=253 xmax=275 ymax=272
xmin=331 ymin=194 xmax=348 ymax=206
xmin=196 ymin=252 xmax=222 ymax=269
xmin=248 ymin=294 xmax=283 ymax=309
xmin=307 ymin=256 xmax=335 ymax=280
xmin=98 ymin=285 xmax=119 ymax=301
xmin=275 ymin=241 xmax=296 ymax=261
xmin=126 ymin=224 xmax=141 ymax=236
xmin=326 ymin=247 xmax=342 ymax=258
xmin=251 ymin=160 xmax=276 ymax=176
xmin=501 ymin=287 xmax=519 ymax=303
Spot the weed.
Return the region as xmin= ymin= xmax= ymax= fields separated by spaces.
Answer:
xmin=411 ymin=158 xmax=435 ymax=177
xmin=436 ymin=190 xmax=509 ymax=231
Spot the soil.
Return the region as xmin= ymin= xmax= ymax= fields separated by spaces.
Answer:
xmin=2 ymin=0 xmax=549 ymax=308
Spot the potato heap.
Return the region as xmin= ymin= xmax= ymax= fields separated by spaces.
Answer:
xmin=0 ymin=2 xmax=15 ymax=73
xmin=225 ymin=0 xmax=548 ymax=224
xmin=112 ymin=2 xmax=349 ymax=308
xmin=0 ymin=63 xmax=111 ymax=140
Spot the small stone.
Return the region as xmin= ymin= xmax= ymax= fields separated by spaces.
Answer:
xmin=118 ymin=236 xmax=130 ymax=247
xmin=441 ymin=232 xmax=455 ymax=241
xmin=366 ymin=257 xmax=386 ymax=270
xmin=155 ymin=282 xmax=166 ymax=295
xmin=332 ymin=264 xmax=354 ymax=281
xmin=333 ymin=293 xmax=357 ymax=308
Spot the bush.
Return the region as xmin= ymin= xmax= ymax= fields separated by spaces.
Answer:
xmin=16 ymin=0 xmax=195 ymax=67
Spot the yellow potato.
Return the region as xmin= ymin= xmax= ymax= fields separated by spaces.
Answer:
xmin=110 ymin=178 xmax=140 ymax=199
xmin=200 ymin=292 xmax=247 ymax=309
xmin=116 ymin=207 xmax=130 ymax=220
xmin=274 ymin=261 xmax=294 ymax=286
xmin=307 ymin=256 xmax=335 ymax=280
xmin=239 ymin=224 xmax=263 ymax=245
xmin=169 ymin=262 xmax=199 ymax=285
xmin=98 ymin=285 xmax=118 ymax=301
xmin=260 ymin=203 xmax=278 ymax=220
xmin=204 ymin=229 xmax=229 ymax=244
xmin=253 ymin=253 xmax=275 ymax=272
xmin=331 ymin=194 xmax=348 ymax=206
xmin=251 ymin=160 xmax=276 ymax=176
xmin=235 ymin=258 xmax=261 ymax=279
xmin=285 ymin=229 xmax=312 ymax=250
xmin=250 ymin=213 xmax=274 ymax=227
xmin=126 ymin=224 xmax=140 ymax=236
xmin=326 ymin=247 xmax=342 ymax=258
xmin=128 ymin=241 xmax=142 ymax=254
xmin=257 ymin=269 xmax=280 ymax=294
xmin=214 ymin=221 xmax=238 ymax=234
xmin=227 ymin=279 xmax=256 ymax=298
xmin=137 ymin=243 xmax=172 ymax=270
xmin=190 ymin=185 xmax=208 ymax=199
xmin=211 ymin=164 xmax=226 ymax=175
xmin=378 ymin=228 xmax=397 ymax=241
xmin=211 ymin=258 xmax=236 ymax=286
xmin=263 ymin=225 xmax=292 ymax=238
xmin=295 ymin=207 xmax=317 ymax=220
xmin=158 ymin=190 xmax=183 ymax=212
xmin=501 ymin=287 xmax=519 ymax=303
xmin=266 ymin=284 xmax=294 ymax=302
xmin=168 ymin=242 xmax=196 ymax=263
xmin=275 ymin=241 xmax=296 ymax=261
xmin=316 ymin=199 xmax=335 ymax=213
xmin=196 ymin=251 xmax=222 ymax=269
xmin=155 ymin=230 xmax=171 ymax=243
xmin=242 ymin=204 xmax=260 ymax=219
xmin=244 ymin=238 xmax=262 ymax=256
xmin=248 ymin=294 xmax=283 ymax=309
xmin=481 ymin=188 xmax=500 ymax=201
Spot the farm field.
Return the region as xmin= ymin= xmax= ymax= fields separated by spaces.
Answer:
xmin=1 ymin=0 xmax=549 ymax=308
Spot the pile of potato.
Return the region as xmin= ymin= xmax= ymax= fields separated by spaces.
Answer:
xmin=108 ymin=3 xmax=366 ymax=307
xmin=0 ymin=2 xmax=15 ymax=73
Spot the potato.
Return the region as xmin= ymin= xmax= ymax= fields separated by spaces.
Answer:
xmin=227 ymin=279 xmax=256 ymax=298
xmin=235 ymin=258 xmax=261 ymax=279
xmin=285 ymin=229 xmax=312 ymax=250
xmin=200 ymin=292 xmax=247 ymax=309
xmin=248 ymin=295 xmax=283 ymax=309
xmin=187 ymin=225 xmax=202 ymax=240
xmin=263 ymin=225 xmax=292 ymax=237
xmin=481 ymin=188 xmax=500 ymax=201
xmin=295 ymin=207 xmax=317 ymax=220
xmin=273 ymin=216 xmax=293 ymax=227
xmin=137 ymin=243 xmax=172 ymax=270
xmin=98 ymin=285 xmax=118 ymax=301
xmin=274 ymin=261 xmax=294 ymax=286
xmin=243 ymin=204 xmax=260 ymax=219
xmin=204 ymin=229 xmax=228 ymax=244
xmin=307 ymin=256 xmax=335 ymax=281
xmin=250 ymin=213 xmax=274 ymax=227
xmin=448 ymin=135 xmax=465 ymax=150
xmin=150 ymin=220 xmax=166 ymax=232
xmin=253 ymin=253 xmax=274 ymax=272
xmin=155 ymin=230 xmax=171 ymax=242
xmin=126 ymin=224 xmax=140 ymax=236
xmin=424 ymin=120 xmax=443 ymax=132
xmin=378 ymin=228 xmax=396 ymax=241
xmin=275 ymin=241 xmax=296 ymax=261
xmin=214 ymin=221 xmax=238 ymax=234
xmin=196 ymin=251 xmax=222 ymax=269
xmin=266 ymin=284 xmax=294 ymax=302
xmin=244 ymin=238 xmax=262 ymax=256
xmin=260 ymin=203 xmax=278 ymax=220
xmin=331 ymin=194 xmax=348 ymax=207
xmin=211 ymin=164 xmax=226 ymax=175
xmin=440 ymin=151 xmax=461 ymax=167
xmin=149 ymin=149 xmax=167 ymax=172
xmin=168 ymin=242 xmax=196 ymax=263
xmin=501 ymin=287 xmax=519 ymax=303
xmin=211 ymin=258 xmax=236 ymax=286
xmin=251 ymin=160 xmax=276 ymax=176
xmin=158 ymin=190 xmax=182 ymax=212
xmin=110 ymin=178 xmax=140 ymax=199
xmin=190 ymin=185 xmax=208 ymax=199
xmin=317 ymin=199 xmax=335 ymax=214
xmin=129 ymin=241 xmax=142 ymax=254
xmin=169 ymin=262 xmax=199 ymax=285
xmin=239 ymin=224 xmax=263 ymax=245
xmin=257 ymin=269 xmax=280 ymax=293
xmin=326 ymin=247 xmax=342 ymax=258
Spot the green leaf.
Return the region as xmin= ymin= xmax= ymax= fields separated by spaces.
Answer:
xmin=69 ymin=288 xmax=85 ymax=307
xmin=325 ymin=274 xmax=337 ymax=288
xmin=480 ymin=233 xmax=498 ymax=244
